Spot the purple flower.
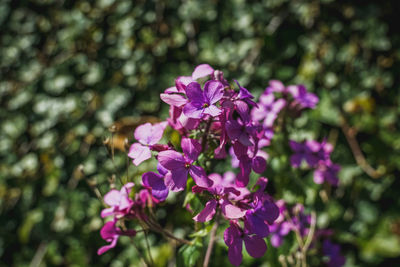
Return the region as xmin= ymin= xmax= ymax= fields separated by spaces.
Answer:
xmin=192 ymin=173 xmax=247 ymax=222
xmin=235 ymin=80 xmax=257 ymax=107
xmin=323 ymin=240 xmax=346 ymax=267
xmin=244 ymin=197 xmax=279 ymax=238
xmin=314 ymin=161 xmax=340 ymax=186
xmin=101 ymin=182 xmax=135 ymax=218
xmin=251 ymin=93 xmax=286 ymax=128
xmin=128 ymin=122 xmax=168 ymax=166
xmin=289 ymin=140 xmax=321 ymax=168
xmin=183 ymin=81 xmax=224 ymax=118
xmin=291 ymin=204 xmax=312 ymax=238
xmin=269 ymin=200 xmax=291 ymax=247
xmin=158 ymin=138 xmax=213 ymax=191
xmin=226 ymin=119 xmax=256 ymax=147
xmin=224 ymin=221 xmax=267 ymax=266
xmin=265 ymin=80 xmax=287 ymax=94
xmin=288 ymin=84 xmax=319 ymax=109
xmin=142 ymin=165 xmax=169 ymax=202
xmin=97 ymin=220 xmax=136 ymax=255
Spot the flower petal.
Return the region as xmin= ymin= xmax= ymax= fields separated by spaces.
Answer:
xmin=164 ymin=171 xmax=188 ymax=192
xmin=228 ymin=239 xmax=243 ymax=267
xmin=175 ymin=76 xmax=194 ymax=92
xmin=244 ymin=212 xmax=270 ymax=238
xmin=100 ymin=207 xmax=115 ymax=218
xmin=193 ymin=199 xmax=217 ymax=222
xmin=252 ymin=156 xmax=266 ymax=174
xmin=183 ymin=102 xmax=204 ymax=118
xmin=97 ymin=237 xmax=118 ymax=255
xmin=158 ymin=150 xmax=185 ymax=170
xmin=189 ymin=165 xmax=213 ymax=188
xmin=160 ymin=93 xmax=188 ymax=107
xmin=181 ymin=138 xmax=201 ymax=162
xmin=100 ymin=221 xmax=118 ymax=240
xmin=128 ymin=143 xmax=152 ymax=166
xmin=203 ymin=80 xmax=224 ymax=104
xmin=225 ymin=120 xmax=242 ymax=140
xmin=134 ymin=123 xmax=152 ymax=143
xmin=244 ymin=235 xmax=267 ymax=258
xmin=192 ymin=64 xmax=214 ymax=80
xmin=148 ymin=121 xmax=168 ymax=145
xmin=203 ymin=105 xmax=222 ymax=117
xmin=221 ymin=200 xmax=246 ymax=219
xmin=142 ymin=172 xmax=169 ymax=201
xmin=185 ymin=82 xmax=204 ymax=102
xmin=103 ymin=190 xmax=121 ymax=206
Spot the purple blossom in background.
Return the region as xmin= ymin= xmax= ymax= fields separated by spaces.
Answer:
xmin=269 ymin=200 xmax=291 ymax=247
xmin=291 ymin=204 xmax=312 ymax=238
xmin=265 ymin=80 xmax=287 ymax=94
xmin=251 ymin=92 xmax=286 ymax=128
xmin=128 ymin=122 xmax=168 ymax=166
xmin=289 ymin=140 xmax=320 ymax=168
xmin=289 ymin=139 xmax=340 ymax=186
xmin=314 ymin=161 xmax=341 ymax=186
xmin=183 ymin=81 xmax=224 ymax=118
xmin=101 ymin=182 xmax=135 ymax=218
xmin=323 ymin=240 xmax=346 ymax=267
xmin=97 ymin=220 xmax=136 ymax=255
xmin=224 ymin=221 xmax=267 ymax=266
xmin=158 ymin=138 xmax=213 ymax=191
xmin=288 ymin=84 xmax=319 ymax=109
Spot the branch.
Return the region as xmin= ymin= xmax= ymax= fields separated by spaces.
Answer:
xmin=339 ymin=115 xmax=382 ymax=179
xmin=203 ymin=215 xmax=220 ymax=267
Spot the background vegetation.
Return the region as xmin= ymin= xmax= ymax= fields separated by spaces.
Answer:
xmin=0 ymin=0 xmax=399 ymax=266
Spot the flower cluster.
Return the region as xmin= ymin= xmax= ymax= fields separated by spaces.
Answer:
xmin=97 ymin=64 xmax=344 ymax=266
xmin=269 ymin=200 xmax=345 ymax=267
xmin=290 ymin=139 xmax=341 ymax=186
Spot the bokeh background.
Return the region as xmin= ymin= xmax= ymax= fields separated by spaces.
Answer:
xmin=1 ymin=0 xmax=399 ymax=266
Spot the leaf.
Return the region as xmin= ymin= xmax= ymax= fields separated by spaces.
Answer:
xmin=178 ymin=243 xmax=202 ymax=267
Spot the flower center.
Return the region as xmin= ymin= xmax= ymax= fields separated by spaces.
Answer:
xmin=184 ymin=162 xmax=191 ymax=169
xmin=203 ymin=103 xmax=209 ymax=108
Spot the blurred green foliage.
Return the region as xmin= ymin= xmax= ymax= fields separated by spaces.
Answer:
xmin=0 ymin=0 xmax=399 ymax=266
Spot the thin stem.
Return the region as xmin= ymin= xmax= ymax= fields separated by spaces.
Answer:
xmin=278 ymin=255 xmax=288 ymax=267
xmin=203 ymin=215 xmax=220 ymax=267
xmin=201 ymin=118 xmax=213 ymax=153
xmin=145 ymin=217 xmax=192 ymax=245
xmin=143 ymin=228 xmax=155 ymax=266
xmin=302 ymin=211 xmax=316 ymax=253
xmin=340 ymin=115 xmax=381 ymax=179
xmin=131 ymin=237 xmax=149 ymax=267
xmin=29 ymin=242 xmax=48 ymax=267
xmin=284 ymin=211 xmax=304 ymax=248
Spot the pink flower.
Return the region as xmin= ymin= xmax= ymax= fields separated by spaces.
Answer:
xmin=101 ymin=182 xmax=135 ymax=218
xmin=128 ymin=122 xmax=168 ymax=166
xmin=97 ymin=220 xmax=136 ymax=255
xmin=160 ymin=64 xmax=215 ymax=107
